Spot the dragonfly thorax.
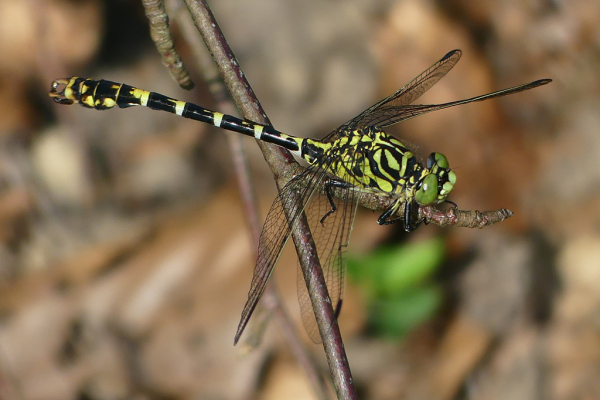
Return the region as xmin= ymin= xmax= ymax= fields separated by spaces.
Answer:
xmin=299 ymin=128 xmax=455 ymax=206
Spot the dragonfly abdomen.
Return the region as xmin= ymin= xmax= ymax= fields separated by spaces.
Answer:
xmin=50 ymin=77 xmax=303 ymax=154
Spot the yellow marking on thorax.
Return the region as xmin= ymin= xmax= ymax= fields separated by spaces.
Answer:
xmin=311 ymin=140 xmax=330 ymax=151
xmin=367 ymin=166 xmax=394 ymax=192
xmin=399 ymin=152 xmax=411 ymax=176
xmin=388 ymin=137 xmax=404 ymax=146
xmin=370 ymin=150 xmax=390 ymax=180
xmin=384 ymin=149 xmax=400 ymax=171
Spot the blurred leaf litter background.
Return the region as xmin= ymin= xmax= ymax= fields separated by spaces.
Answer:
xmin=0 ymin=0 xmax=598 ymax=399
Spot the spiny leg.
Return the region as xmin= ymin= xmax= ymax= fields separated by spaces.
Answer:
xmin=377 ymin=199 xmax=401 ymax=225
xmin=320 ymin=179 xmax=354 ymax=226
xmin=445 ymin=199 xmax=458 ymax=208
xmin=377 ymin=199 xmax=422 ymax=232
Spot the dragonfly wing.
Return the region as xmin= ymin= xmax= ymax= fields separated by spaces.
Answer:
xmin=296 ymin=179 xmax=359 ymax=343
xmin=372 ymin=78 xmax=552 ymax=128
xmin=234 ymin=165 xmax=327 ymax=345
xmin=323 ymin=49 xmax=462 ymax=142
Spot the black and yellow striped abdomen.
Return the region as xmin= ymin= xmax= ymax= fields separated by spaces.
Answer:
xmin=50 ymin=77 xmax=303 ymax=153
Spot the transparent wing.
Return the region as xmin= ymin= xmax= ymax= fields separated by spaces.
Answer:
xmin=234 ymin=165 xmax=327 ymax=345
xmin=323 ymin=49 xmax=462 ymax=142
xmin=361 ymin=79 xmax=552 ymax=128
xmin=234 ymin=149 xmax=362 ymax=345
xmin=296 ymin=179 xmax=359 ymax=343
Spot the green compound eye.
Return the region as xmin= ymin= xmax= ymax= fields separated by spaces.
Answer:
xmin=427 ymin=152 xmax=449 ymax=169
xmin=434 ymin=153 xmax=449 ymax=169
xmin=448 ymin=170 xmax=456 ymax=185
xmin=440 ymin=170 xmax=457 ymax=197
xmin=415 ymin=174 xmax=439 ymax=205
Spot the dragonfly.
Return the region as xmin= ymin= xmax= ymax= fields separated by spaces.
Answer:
xmin=49 ymin=49 xmax=551 ymax=344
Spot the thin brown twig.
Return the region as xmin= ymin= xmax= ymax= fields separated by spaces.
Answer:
xmin=181 ymin=0 xmax=356 ymax=398
xmin=142 ymin=0 xmax=194 ymax=89
xmin=294 ymin=163 xmax=513 ymax=229
xmin=420 ymin=206 xmax=513 ymax=228
xmin=168 ymin=2 xmax=331 ymax=397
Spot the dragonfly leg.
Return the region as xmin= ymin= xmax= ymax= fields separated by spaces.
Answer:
xmin=403 ymin=201 xmax=422 ymax=231
xmin=320 ymin=179 xmax=353 ymax=226
xmin=378 ymin=200 xmax=422 ymax=231
xmin=377 ymin=200 xmax=402 ymax=225
xmin=444 ymin=199 xmax=458 ymax=208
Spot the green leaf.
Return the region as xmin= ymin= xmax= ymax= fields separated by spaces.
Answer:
xmin=369 ymin=285 xmax=442 ymax=338
xmin=348 ymin=236 xmax=445 ymax=298
xmin=378 ymin=236 xmax=444 ymax=297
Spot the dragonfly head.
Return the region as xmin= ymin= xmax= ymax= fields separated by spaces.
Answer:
xmin=414 ymin=153 xmax=456 ymax=205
